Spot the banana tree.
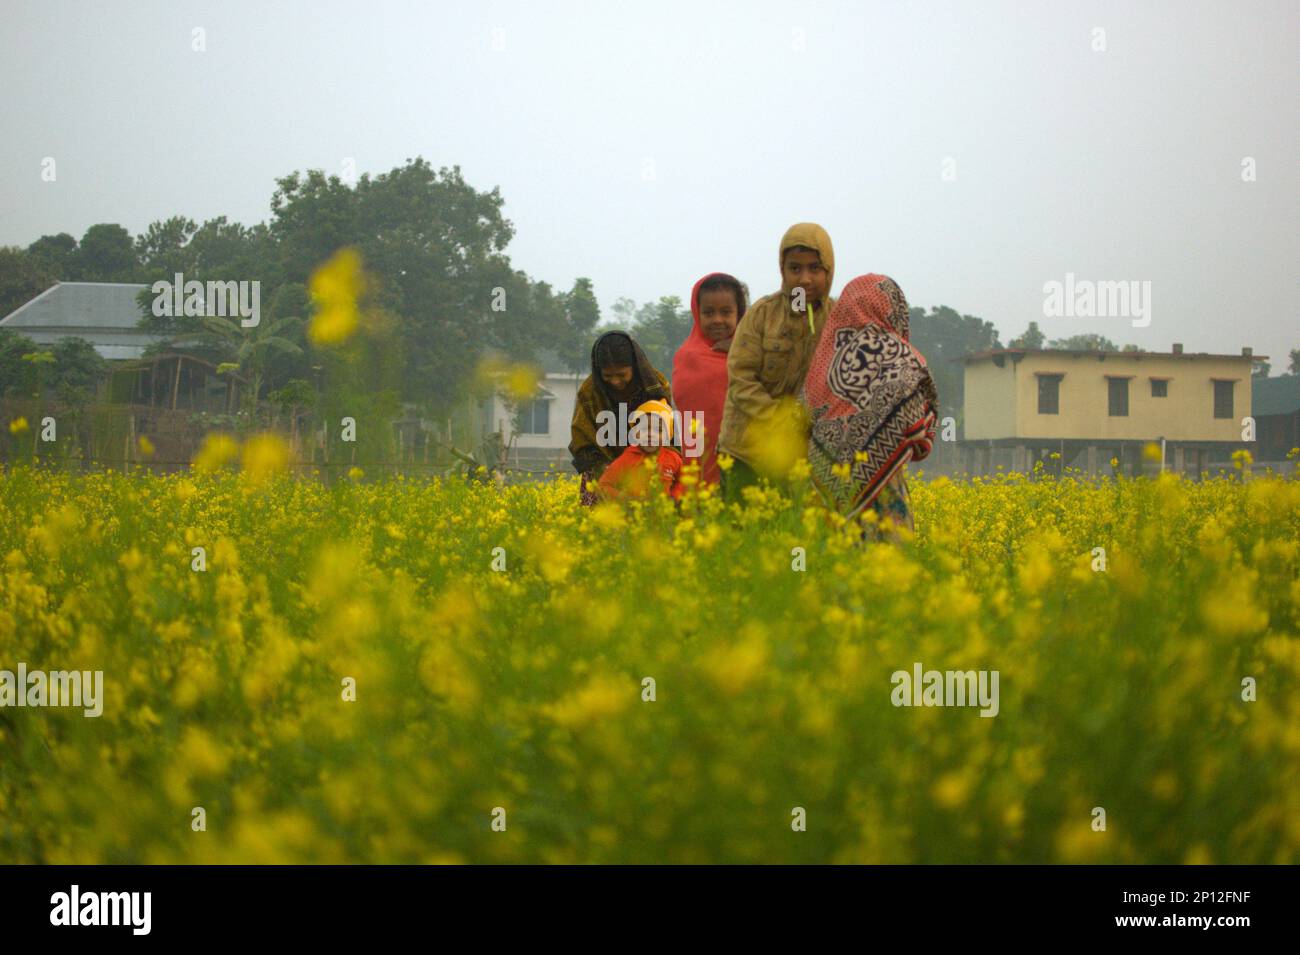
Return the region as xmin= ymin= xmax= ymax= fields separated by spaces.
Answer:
xmin=198 ymin=314 xmax=304 ymax=419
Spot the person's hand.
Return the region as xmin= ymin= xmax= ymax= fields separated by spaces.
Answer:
xmin=711 ymin=336 xmax=734 ymax=353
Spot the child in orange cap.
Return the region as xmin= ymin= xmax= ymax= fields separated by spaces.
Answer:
xmin=597 ymin=400 xmax=685 ymax=501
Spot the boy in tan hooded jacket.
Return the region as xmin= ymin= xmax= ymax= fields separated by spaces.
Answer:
xmin=718 ymin=223 xmax=835 ymax=488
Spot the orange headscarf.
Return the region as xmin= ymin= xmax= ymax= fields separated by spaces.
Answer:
xmin=672 ymin=273 xmax=744 ymax=485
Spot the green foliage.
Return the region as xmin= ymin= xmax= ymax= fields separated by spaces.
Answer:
xmin=46 ymin=338 xmax=108 ymax=406
xmin=0 ymin=328 xmax=38 ymax=397
xmin=0 ymin=332 xmax=104 ymax=405
xmin=1009 ymin=321 xmax=1046 ymax=350
xmin=0 ymin=247 xmax=58 ymax=318
xmin=134 ymin=217 xmax=198 ymax=277
xmin=628 ymin=296 xmax=692 ymax=378
xmin=196 ymin=313 xmax=305 ymax=412
xmin=113 ymin=158 xmax=597 ymax=413
xmin=910 ymin=305 xmax=1002 ymax=433
xmin=598 ymin=295 xmax=692 ymax=379
xmin=76 ymin=224 xmax=138 ymax=282
xmin=268 ymin=378 xmax=317 ymax=410
xmin=1048 ymin=333 xmax=1120 ymax=352
xmin=27 ymin=233 xmax=78 ymax=277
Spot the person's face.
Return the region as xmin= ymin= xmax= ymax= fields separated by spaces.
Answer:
xmin=699 ymin=289 xmax=739 ymax=343
xmin=629 ymin=414 xmax=664 ymax=448
xmin=600 ymin=364 xmax=634 ymax=394
xmin=782 ymin=249 xmax=829 ymax=309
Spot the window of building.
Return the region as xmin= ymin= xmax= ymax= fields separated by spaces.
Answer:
xmin=1213 ymin=380 xmax=1234 ymax=419
xmin=1150 ymin=378 xmax=1168 ymax=397
xmin=1037 ymin=374 xmax=1062 ymax=414
xmin=1108 ymin=377 xmax=1129 ymax=416
xmin=515 ymin=397 xmax=551 ymax=435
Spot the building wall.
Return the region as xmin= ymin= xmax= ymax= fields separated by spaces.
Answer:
xmin=965 ymin=352 xmax=1254 ymax=441
xmin=963 ymin=359 xmax=1018 ymax=439
xmin=483 ymin=373 xmax=583 ymax=452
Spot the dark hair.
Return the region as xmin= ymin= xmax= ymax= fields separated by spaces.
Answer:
xmin=594 ymin=334 xmax=636 ymax=370
xmin=781 ymin=245 xmax=820 ymax=266
xmin=697 ymin=275 xmax=748 ymax=316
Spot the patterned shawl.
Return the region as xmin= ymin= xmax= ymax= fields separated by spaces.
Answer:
xmin=803 ymin=274 xmax=938 ymax=518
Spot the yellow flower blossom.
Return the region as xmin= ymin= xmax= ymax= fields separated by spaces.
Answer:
xmin=308 ymin=247 xmax=364 ymax=345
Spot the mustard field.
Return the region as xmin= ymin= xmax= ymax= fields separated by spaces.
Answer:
xmin=1 ymin=460 xmax=1297 ymax=863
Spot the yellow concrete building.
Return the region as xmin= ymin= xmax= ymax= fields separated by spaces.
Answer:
xmin=956 ymin=344 xmax=1261 ymax=476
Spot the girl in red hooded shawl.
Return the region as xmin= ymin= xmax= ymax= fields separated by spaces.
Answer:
xmin=803 ymin=274 xmax=938 ymax=538
xmin=671 ymin=273 xmax=748 ymax=486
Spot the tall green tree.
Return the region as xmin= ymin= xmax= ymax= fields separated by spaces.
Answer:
xmin=135 ymin=216 xmax=198 ymax=276
xmin=560 ymin=277 xmax=602 ymax=372
xmin=1009 ymin=321 xmax=1046 ymax=349
xmin=27 ymin=233 xmax=79 ymax=279
xmin=910 ymin=305 xmax=1002 ymax=432
xmin=271 ymin=160 xmax=534 ymax=408
xmin=45 ymin=338 xmax=108 ymax=406
xmin=630 ymin=296 xmax=692 ymax=378
xmin=196 ymin=313 xmax=305 ymax=414
xmin=0 ymin=328 xmax=38 ymax=396
xmin=76 ymin=224 xmax=138 ymax=281
xmin=0 ymin=247 xmax=57 ymax=317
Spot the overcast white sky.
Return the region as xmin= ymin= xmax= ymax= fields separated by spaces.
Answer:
xmin=2 ymin=0 xmax=1296 ymax=365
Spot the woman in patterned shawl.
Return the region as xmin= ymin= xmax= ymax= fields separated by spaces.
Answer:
xmin=802 ymin=274 xmax=938 ymax=537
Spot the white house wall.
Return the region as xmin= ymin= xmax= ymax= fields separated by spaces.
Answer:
xmin=486 ymin=372 xmax=583 ymax=452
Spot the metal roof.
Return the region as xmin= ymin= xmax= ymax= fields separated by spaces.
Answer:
xmin=0 ymin=282 xmax=165 ymax=359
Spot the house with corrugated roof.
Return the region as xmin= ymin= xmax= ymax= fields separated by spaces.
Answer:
xmin=0 ymin=282 xmax=161 ymax=360
xmin=0 ymin=282 xmax=251 ymax=469
xmin=0 ymin=281 xmax=243 ymax=413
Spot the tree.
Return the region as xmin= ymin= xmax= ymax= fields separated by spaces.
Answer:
xmin=4 ymin=159 xmax=722 ymax=429
xmin=560 ymin=278 xmax=601 ymax=372
xmin=1048 ymin=333 xmax=1118 ymax=351
xmin=270 ymin=159 xmax=534 ymax=408
xmin=0 ymin=247 xmax=57 ymax=318
xmin=910 ymin=305 xmax=1002 ymax=430
xmin=190 ymin=217 xmax=275 ymax=281
xmin=1289 ymin=348 xmax=1299 ymax=376
xmin=46 ymin=338 xmax=107 ymax=406
xmin=1009 ymin=321 xmax=1045 ymax=349
xmin=267 ymin=378 xmax=317 ymax=448
xmin=76 ymin=224 xmax=138 ymax=281
xmin=27 ymin=233 xmax=79 ymax=279
xmin=1252 ymin=359 xmax=1271 ymax=378
xmin=197 ymin=313 xmax=304 ymax=415
xmin=0 ymin=328 xmax=38 ymax=397
xmin=630 ymin=296 xmax=692 ymax=378
xmin=607 ymin=297 xmax=638 ymax=330
xmin=20 ymin=349 xmax=56 ymax=408
xmin=135 ymin=216 xmax=279 ymax=341
xmin=135 ymin=216 xmax=198 ymax=276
